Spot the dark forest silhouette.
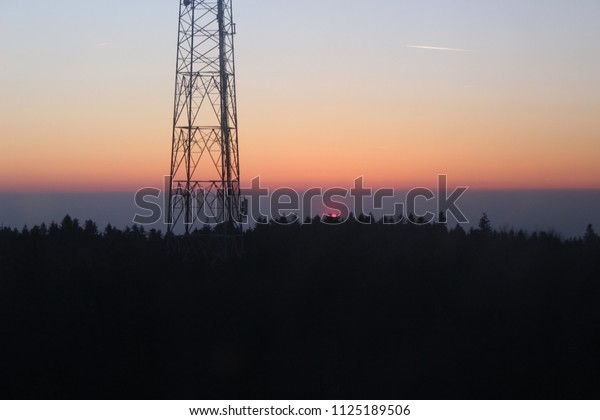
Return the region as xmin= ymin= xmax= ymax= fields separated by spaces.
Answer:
xmin=1 ymin=214 xmax=599 ymax=399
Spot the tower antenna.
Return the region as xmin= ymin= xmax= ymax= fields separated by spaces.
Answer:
xmin=167 ymin=0 xmax=244 ymax=260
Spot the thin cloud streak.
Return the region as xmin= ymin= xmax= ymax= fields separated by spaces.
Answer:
xmin=406 ymin=44 xmax=474 ymax=53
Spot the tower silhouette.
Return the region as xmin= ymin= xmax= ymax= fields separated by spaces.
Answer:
xmin=167 ymin=0 xmax=244 ymax=258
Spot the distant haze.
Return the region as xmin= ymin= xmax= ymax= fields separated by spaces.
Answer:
xmin=1 ymin=190 xmax=598 ymax=239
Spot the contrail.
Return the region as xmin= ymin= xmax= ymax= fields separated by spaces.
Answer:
xmin=406 ymin=44 xmax=473 ymax=53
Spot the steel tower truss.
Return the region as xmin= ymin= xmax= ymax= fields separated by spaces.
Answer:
xmin=167 ymin=0 xmax=243 ymax=253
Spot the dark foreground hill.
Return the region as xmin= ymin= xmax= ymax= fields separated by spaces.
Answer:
xmin=1 ymin=215 xmax=599 ymax=399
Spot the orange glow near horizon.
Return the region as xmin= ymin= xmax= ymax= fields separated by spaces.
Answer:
xmin=1 ymin=99 xmax=600 ymax=192
xmin=4 ymin=94 xmax=598 ymax=193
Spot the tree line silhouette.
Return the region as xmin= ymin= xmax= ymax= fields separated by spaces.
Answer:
xmin=0 ymin=214 xmax=599 ymax=399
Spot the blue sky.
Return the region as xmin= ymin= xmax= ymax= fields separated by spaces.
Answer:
xmin=1 ymin=1 xmax=599 ymax=191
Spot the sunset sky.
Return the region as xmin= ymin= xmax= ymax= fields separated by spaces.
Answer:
xmin=1 ymin=0 xmax=599 ymax=192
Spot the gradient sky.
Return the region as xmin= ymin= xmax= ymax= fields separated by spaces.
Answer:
xmin=1 ymin=0 xmax=599 ymax=192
